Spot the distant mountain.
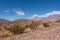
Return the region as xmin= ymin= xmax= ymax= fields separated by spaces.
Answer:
xmin=30 ymin=14 xmax=60 ymax=22
xmin=0 ymin=14 xmax=60 ymax=23
xmin=46 ymin=14 xmax=60 ymax=21
xmin=30 ymin=16 xmax=41 ymax=21
xmin=0 ymin=19 xmax=10 ymax=24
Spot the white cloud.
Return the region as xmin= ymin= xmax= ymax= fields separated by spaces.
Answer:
xmin=4 ymin=10 xmax=10 ymax=13
xmin=29 ymin=11 xmax=60 ymax=19
xmin=15 ymin=11 xmax=25 ymax=16
xmin=29 ymin=14 xmax=40 ymax=19
xmin=43 ymin=11 xmax=60 ymax=17
xmin=13 ymin=9 xmax=25 ymax=16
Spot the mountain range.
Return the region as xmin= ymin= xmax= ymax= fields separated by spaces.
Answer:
xmin=0 ymin=14 xmax=60 ymax=23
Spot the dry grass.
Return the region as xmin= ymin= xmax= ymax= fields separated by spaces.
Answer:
xmin=0 ymin=19 xmax=60 ymax=38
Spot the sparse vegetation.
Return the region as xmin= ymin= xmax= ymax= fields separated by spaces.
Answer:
xmin=25 ymin=21 xmax=40 ymax=30
xmin=0 ymin=28 xmax=12 ymax=38
xmin=1 ymin=19 xmax=59 ymax=38
xmin=43 ymin=23 xmax=50 ymax=27
xmin=0 ymin=33 xmax=10 ymax=38
xmin=5 ymin=25 xmax=25 ymax=35
xmin=1 ymin=21 xmax=41 ymax=37
xmin=56 ymin=20 xmax=60 ymax=23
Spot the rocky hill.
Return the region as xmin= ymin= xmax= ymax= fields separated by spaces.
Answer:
xmin=0 ymin=14 xmax=60 ymax=40
xmin=0 ymin=21 xmax=60 ymax=40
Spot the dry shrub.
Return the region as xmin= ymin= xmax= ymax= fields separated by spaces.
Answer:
xmin=43 ymin=23 xmax=50 ymax=27
xmin=5 ymin=25 xmax=25 ymax=35
xmin=25 ymin=21 xmax=41 ymax=30
xmin=55 ymin=20 xmax=60 ymax=23
xmin=0 ymin=29 xmax=12 ymax=38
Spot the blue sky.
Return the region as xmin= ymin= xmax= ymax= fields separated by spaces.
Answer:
xmin=0 ymin=0 xmax=60 ymax=21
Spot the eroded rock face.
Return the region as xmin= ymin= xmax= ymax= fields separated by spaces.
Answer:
xmin=0 ymin=23 xmax=60 ymax=40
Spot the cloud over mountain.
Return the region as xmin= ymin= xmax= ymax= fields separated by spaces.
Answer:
xmin=29 ymin=11 xmax=60 ymax=19
xmin=42 ymin=11 xmax=60 ymax=17
xmin=29 ymin=14 xmax=40 ymax=19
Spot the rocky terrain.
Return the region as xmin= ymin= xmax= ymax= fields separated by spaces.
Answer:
xmin=0 ymin=14 xmax=60 ymax=40
xmin=0 ymin=22 xmax=60 ymax=40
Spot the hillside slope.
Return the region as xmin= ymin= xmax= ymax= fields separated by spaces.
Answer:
xmin=0 ymin=23 xmax=60 ymax=40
